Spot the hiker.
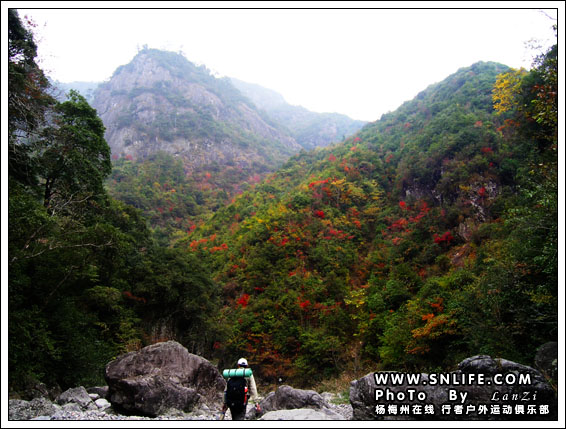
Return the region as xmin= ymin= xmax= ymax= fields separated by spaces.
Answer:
xmin=222 ymin=357 xmax=260 ymax=420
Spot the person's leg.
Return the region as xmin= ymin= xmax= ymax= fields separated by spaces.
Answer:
xmin=230 ymin=404 xmax=247 ymax=420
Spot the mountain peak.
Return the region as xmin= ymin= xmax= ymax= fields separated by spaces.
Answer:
xmin=92 ymin=49 xmax=300 ymax=169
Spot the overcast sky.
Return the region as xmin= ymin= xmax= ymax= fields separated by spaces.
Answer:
xmin=10 ymin=3 xmax=560 ymax=122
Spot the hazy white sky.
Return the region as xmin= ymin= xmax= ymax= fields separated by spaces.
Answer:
xmin=9 ymin=3 xmax=560 ymax=121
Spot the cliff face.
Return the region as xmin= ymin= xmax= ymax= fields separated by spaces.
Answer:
xmin=230 ymin=77 xmax=367 ymax=149
xmin=92 ymin=49 xmax=300 ymax=171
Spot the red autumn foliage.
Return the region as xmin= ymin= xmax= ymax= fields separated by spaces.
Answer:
xmin=434 ymin=231 xmax=454 ymax=245
xmin=190 ymin=237 xmax=208 ymax=250
xmin=399 ymin=201 xmax=407 ymax=210
xmin=210 ymin=243 xmax=228 ymax=253
xmin=309 ymin=179 xmax=329 ymax=188
xmin=123 ymin=291 xmax=147 ymax=304
xmin=328 ymin=154 xmax=337 ymax=162
xmin=392 ymin=237 xmax=403 ymax=246
xmin=314 ymin=210 xmax=325 ymax=219
xmin=390 ymin=218 xmax=409 ymax=231
xmin=481 ymin=147 xmax=493 ymax=154
xmin=430 ymin=297 xmax=444 ymax=312
xmin=237 ymin=294 xmax=250 ymax=308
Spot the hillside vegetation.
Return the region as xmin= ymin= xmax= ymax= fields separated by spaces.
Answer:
xmin=8 ymin=9 xmax=557 ymax=393
xmin=186 ymin=59 xmax=558 ymax=383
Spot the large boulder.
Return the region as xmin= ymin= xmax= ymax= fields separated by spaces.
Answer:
xmin=260 ymin=385 xmax=328 ymax=411
xmin=105 ymin=341 xmax=225 ymax=417
xmin=350 ymin=355 xmax=557 ymax=420
xmin=254 ymin=385 xmax=330 ymax=419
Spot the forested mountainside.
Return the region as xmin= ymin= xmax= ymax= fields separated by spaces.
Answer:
xmin=230 ymin=77 xmax=367 ymax=149
xmin=8 ymin=8 xmax=557 ymax=395
xmin=186 ymin=59 xmax=558 ymax=382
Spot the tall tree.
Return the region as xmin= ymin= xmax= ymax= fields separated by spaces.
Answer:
xmin=39 ymin=90 xmax=111 ymax=214
xmin=8 ymin=9 xmax=54 ymax=186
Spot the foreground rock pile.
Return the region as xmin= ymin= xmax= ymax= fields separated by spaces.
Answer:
xmin=9 ymin=384 xmax=352 ymax=421
xmin=9 ymin=341 xmax=352 ymax=421
xmin=9 ymin=341 xmax=556 ymax=421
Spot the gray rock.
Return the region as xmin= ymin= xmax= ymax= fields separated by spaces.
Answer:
xmin=105 ymin=340 xmax=225 ymax=417
xmin=253 ymin=385 xmax=334 ymax=420
xmin=260 ymin=408 xmax=345 ymax=420
xmin=259 ymin=385 xmax=329 ymax=412
xmin=95 ymin=398 xmax=111 ymax=410
xmin=56 ymin=386 xmax=94 ymax=410
xmin=8 ymin=398 xmax=58 ymax=420
xmin=535 ymin=342 xmax=558 ymax=381
xmin=350 ymin=355 xmax=557 ymax=420
xmin=61 ymin=402 xmax=82 ymax=413
xmin=87 ymin=385 xmax=109 ymax=399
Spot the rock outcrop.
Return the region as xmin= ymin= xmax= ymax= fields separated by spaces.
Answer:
xmin=92 ymin=48 xmax=300 ymax=169
xmin=350 ymin=355 xmax=557 ymax=420
xmin=104 ymin=341 xmax=225 ymax=417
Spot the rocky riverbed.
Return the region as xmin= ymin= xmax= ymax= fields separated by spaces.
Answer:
xmin=8 ymin=389 xmax=353 ymax=421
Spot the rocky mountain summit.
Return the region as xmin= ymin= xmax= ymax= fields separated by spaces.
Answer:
xmin=92 ymin=49 xmax=300 ymax=172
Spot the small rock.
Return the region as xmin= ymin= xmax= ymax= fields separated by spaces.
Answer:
xmin=87 ymin=386 xmax=109 ymax=398
xmin=95 ymin=398 xmax=111 ymax=410
xmin=61 ymin=402 xmax=82 ymax=413
xmin=57 ymin=386 xmax=94 ymax=410
xmin=30 ymin=415 xmax=52 ymax=420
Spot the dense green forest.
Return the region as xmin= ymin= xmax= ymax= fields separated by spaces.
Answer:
xmin=8 ymin=9 xmax=557 ymax=394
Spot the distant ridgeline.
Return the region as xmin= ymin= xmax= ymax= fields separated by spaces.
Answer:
xmin=230 ymin=77 xmax=367 ymax=150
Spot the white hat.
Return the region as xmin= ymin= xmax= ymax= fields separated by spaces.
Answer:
xmin=238 ymin=358 xmax=248 ymax=367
